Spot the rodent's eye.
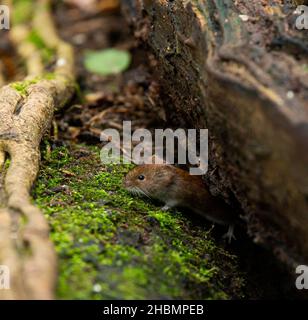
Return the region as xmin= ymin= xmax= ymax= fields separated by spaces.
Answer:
xmin=138 ymin=175 xmax=145 ymax=181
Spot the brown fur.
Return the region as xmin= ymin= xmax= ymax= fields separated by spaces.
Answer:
xmin=124 ymin=164 xmax=237 ymax=226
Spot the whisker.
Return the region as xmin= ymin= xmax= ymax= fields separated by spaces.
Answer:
xmin=136 ymin=187 xmax=152 ymax=199
xmin=127 ymin=186 xmax=152 ymax=200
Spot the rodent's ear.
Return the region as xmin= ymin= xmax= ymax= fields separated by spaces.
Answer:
xmin=154 ymin=165 xmax=176 ymax=178
xmin=165 ymin=164 xmax=177 ymax=172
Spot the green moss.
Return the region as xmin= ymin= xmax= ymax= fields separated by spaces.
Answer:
xmin=12 ymin=0 xmax=33 ymax=25
xmin=302 ymin=64 xmax=308 ymax=72
xmin=33 ymin=144 xmax=246 ymax=299
xmin=27 ymin=30 xmax=46 ymax=49
xmin=26 ymin=30 xmax=54 ymax=63
xmin=11 ymin=79 xmax=39 ymax=96
xmin=10 ymin=73 xmax=59 ymax=96
xmin=12 ymin=0 xmax=55 ymax=63
xmin=44 ymin=73 xmax=57 ymax=80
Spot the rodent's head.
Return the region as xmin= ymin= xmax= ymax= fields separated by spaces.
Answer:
xmin=123 ymin=164 xmax=177 ymax=200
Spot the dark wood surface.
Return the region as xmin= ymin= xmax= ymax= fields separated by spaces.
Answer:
xmin=122 ymin=0 xmax=308 ymax=268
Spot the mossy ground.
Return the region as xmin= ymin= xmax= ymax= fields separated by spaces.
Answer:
xmin=33 ymin=143 xmax=246 ymax=299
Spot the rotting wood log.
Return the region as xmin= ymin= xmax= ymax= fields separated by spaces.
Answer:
xmin=122 ymin=0 xmax=308 ymax=268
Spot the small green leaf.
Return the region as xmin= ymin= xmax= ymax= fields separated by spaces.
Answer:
xmin=84 ymin=49 xmax=131 ymax=76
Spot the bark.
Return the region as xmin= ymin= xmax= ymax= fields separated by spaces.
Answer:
xmin=0 ymin=0 xmax=75 ymax=299
xmin=122 ymin=0 xmax=308 ymax=268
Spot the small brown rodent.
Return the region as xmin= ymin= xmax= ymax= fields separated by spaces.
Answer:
xmin=124 ymin=164 xmax=237 ymax=242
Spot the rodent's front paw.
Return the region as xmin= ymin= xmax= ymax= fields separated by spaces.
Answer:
xmin=161 ymin=205 xmax=171 ymax=211
xmin=223 ymin=225 xmax=236 ymax=244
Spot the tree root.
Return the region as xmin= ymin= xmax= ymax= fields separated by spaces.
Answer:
xmin=0 ymin=61 xmax=5 ymax=87
xmin=0 ymin=0 xmax=75 ymax=299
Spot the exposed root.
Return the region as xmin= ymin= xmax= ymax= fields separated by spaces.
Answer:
xmin=10 ymin=25 xmax=44 ymax=77
xmin=0 ymin=0 xmax=75 ymax=299
xmin=0 ymin=61 xmax=5 ymax=87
